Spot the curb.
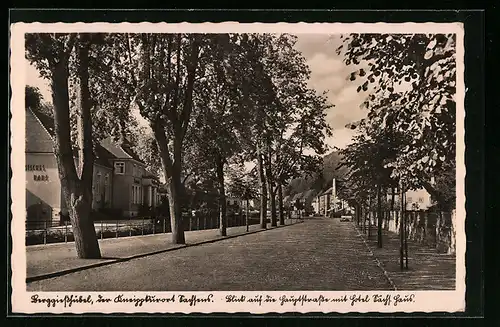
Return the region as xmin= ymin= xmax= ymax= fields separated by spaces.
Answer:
xmin=352 ymin=223 xmax=398 ymax=291
xmin=26 ymin=220 xmax=304 ymax=283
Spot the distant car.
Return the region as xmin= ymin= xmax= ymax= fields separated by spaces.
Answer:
xmin=340 ymin=216 xmax=351 ymax=222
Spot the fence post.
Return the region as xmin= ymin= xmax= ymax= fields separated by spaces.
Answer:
xmin=153 ymin=217 xmax=156 ymax=235
xmin=43 ymin=220 xmax=47 ymax=245
xmin=163 ymin=217 xmax=166 ymax=233
xmin=101 ymin=221 xmax=104 ymax=239
xmin=142 ymin=217 xmax=144 ymax=235
xmin=64 ymin=220 xmax=68 ymax=243
xmin=116 ymin=220 xmax=119 ymax=238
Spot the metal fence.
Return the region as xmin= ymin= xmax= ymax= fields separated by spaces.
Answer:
xmin=26 ymin=212 xmax=263 ymax=246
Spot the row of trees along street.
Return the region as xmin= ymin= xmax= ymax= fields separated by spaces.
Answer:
xmin=26 ymin=33 xmax=332 ymax=259
xmin=335 ymin=33 xmax=457 ymax=270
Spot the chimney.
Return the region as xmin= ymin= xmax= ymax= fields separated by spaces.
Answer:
xmin=332 ymin=178 xmax=337 ymax=201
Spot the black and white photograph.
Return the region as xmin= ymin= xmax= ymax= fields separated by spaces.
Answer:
xmin=10 ymin=22 xmax=465 ymax=314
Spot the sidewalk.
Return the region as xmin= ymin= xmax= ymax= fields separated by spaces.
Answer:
xmin=27 ymin=219 xmax=300 ymax=282
xmin=355 ymin=224 xmax=456 ymax=290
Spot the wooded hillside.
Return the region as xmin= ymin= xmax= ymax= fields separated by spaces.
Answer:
xmin=285 ymin=151 xmax=349 ymax=196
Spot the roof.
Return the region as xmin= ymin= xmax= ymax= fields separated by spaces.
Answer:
xmin=100 ymin=137 xmax=145 ymax=164
xmin=93 ymin=144 xmax=115 ymax=169
xmin=319 ymin=187 xmax=333 ymax=197
xmin=26 ymin=108 xmax=55 ymax=153
xmin=302 ymin=189 xmax=318 ymax=200
xmin=27 ymin=107 xmax=115 ymax=169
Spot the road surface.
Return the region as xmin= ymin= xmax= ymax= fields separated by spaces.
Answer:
xmin=27 ymin=217 xmax=393 ymax=291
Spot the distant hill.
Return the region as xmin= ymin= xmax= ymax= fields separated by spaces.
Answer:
xmin=284 ymin=151 xmax=349 ymax=197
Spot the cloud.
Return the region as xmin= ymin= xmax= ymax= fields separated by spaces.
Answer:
xmin=294 ymin=34 xmax=371 ymax=140
xmin=335 ymin=84 xmax=359 ymax=104
xmin=325 ymin=127 xmax=357 ymax=150
xmin=294 ymin=34 xmax=332 ymax=58
xmin=307 ymin=52 xmax=344 ymax=78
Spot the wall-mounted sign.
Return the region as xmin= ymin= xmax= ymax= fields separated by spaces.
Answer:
xmin=33 ymin=174 xmax=49 ymax=182
xmin=26 ymin=164 xmax=46 ymax=171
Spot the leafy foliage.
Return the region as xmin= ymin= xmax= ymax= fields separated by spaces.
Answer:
xmin=25 ymin=85 xmax=42 ymax=109
xmin=226 ymin=165 xmax=259 ymax=200
xmin=337 ymin=33 xmax=457 ymax=209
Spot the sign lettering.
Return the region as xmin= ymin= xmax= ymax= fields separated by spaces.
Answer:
xmin=26 ymin=164 xmax=46 ymax=171
xmin=33 ymin=174 xmax=49 ymax=182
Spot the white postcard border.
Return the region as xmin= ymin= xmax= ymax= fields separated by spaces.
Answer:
xmin=10 ymin=21 xmax=466 ymax=314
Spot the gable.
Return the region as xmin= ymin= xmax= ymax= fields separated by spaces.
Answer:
xmin=100 ymin=137 xmax=145 ymax=164
xmin=26 ymin=108 xmax=54 ymax=153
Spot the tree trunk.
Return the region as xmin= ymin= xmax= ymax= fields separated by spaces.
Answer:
xmin=357 ymin=204 xmax=361 ymax=226
xmin=166 ymin=172 xmax=185 ymax=243
xmin=361 ymin=207 xmax=367 ymax=234
xmin=66 ymin=194 xmax=101 ymax=258
xmin=390 ymin=186 xmax=395 ymax=211
xmin=51 ymin=36 xmax=101 ymax=259
xmin=368 ymin=195 xmax=372 ymax=238
xmin=277 ymin=181 xmax=284 ymax=225
xmin=257 ymin=146 xmax=267 ymax=229
xmin=153 ymin=123 xmax=185 ymax=244
xmin=216 ymin=155 xmax=227 ymax=236
xmin=404 ymin=205 xmax=409 ymax=270
xmin=400 ymin=182 xmax=405 ymax=270
xmin=245 ymin=199 xmax=249 ymax=232
xmin=264 ymin=154 xmax=277 ymax=227
xmin=377 ymin=184 xmax=383 ymax=248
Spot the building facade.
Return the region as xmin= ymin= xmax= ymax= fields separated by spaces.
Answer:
xmin=386 ymin=187 xmax=433 ymax=211
xmin=316 ymin=179 xmax=350 ymax=217
xmin=26 ymin=108 xmax=161 ymax=227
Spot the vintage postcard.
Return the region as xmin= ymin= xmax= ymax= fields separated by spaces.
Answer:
xmin=10 ymin=21 xmax=465 ymax=314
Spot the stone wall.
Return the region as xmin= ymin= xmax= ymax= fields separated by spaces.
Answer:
xmin=370 ymin=210 xmax=456 ymax=255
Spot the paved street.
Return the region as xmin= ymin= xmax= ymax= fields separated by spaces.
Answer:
xmin=27 ymin=218 xmax=393 ymax=291
xmin=27 ymin=222 xmax=269 ymax=280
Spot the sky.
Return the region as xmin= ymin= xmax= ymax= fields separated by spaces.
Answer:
xmin=25 ymin=33 xmax=369 ymax=151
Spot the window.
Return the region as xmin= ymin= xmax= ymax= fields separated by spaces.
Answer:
xmin=418 ymin=197 xmax=424 ymax=203
xmin=96 ymin=173 xmax=101 ymax=199
xmin=104 ymin=174 xmax=109 ymax=202
xmin=114 ymin=162 xmax=125 ymax=175
xmin=133 ymin=164 xmax=137 ymax=177
xmin=132 ymin=185 xmax=142 ymax=204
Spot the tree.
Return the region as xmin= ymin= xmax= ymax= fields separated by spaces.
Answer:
xmin=274 ymin=88 xmax=333 ymax=224
xmin=26 ymin=33 xmax=101 ymax=259
xmin=189 ymin=34 xmax=254 ymax=236
xmin=26 ymin=85 xmax=54 ymax=117
xmin=129 ymin=125 xmax=162 ymax=177
xmin=216 ymin=33 xmax=272 ymax=229
xmin=241 ymin=34 xmax=332 ymax=228
xmin=227 ymin=165 xmax=259 ymax=232
xmin=337 ymin=33 xmax=457 ymax=210
xmin=339 ymin=122 xmax=400 ymax=248
xmin=25 ymin=85 xmax=42 ymax=110
xmin=118 ymin=33 xmax=204 ymax=244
